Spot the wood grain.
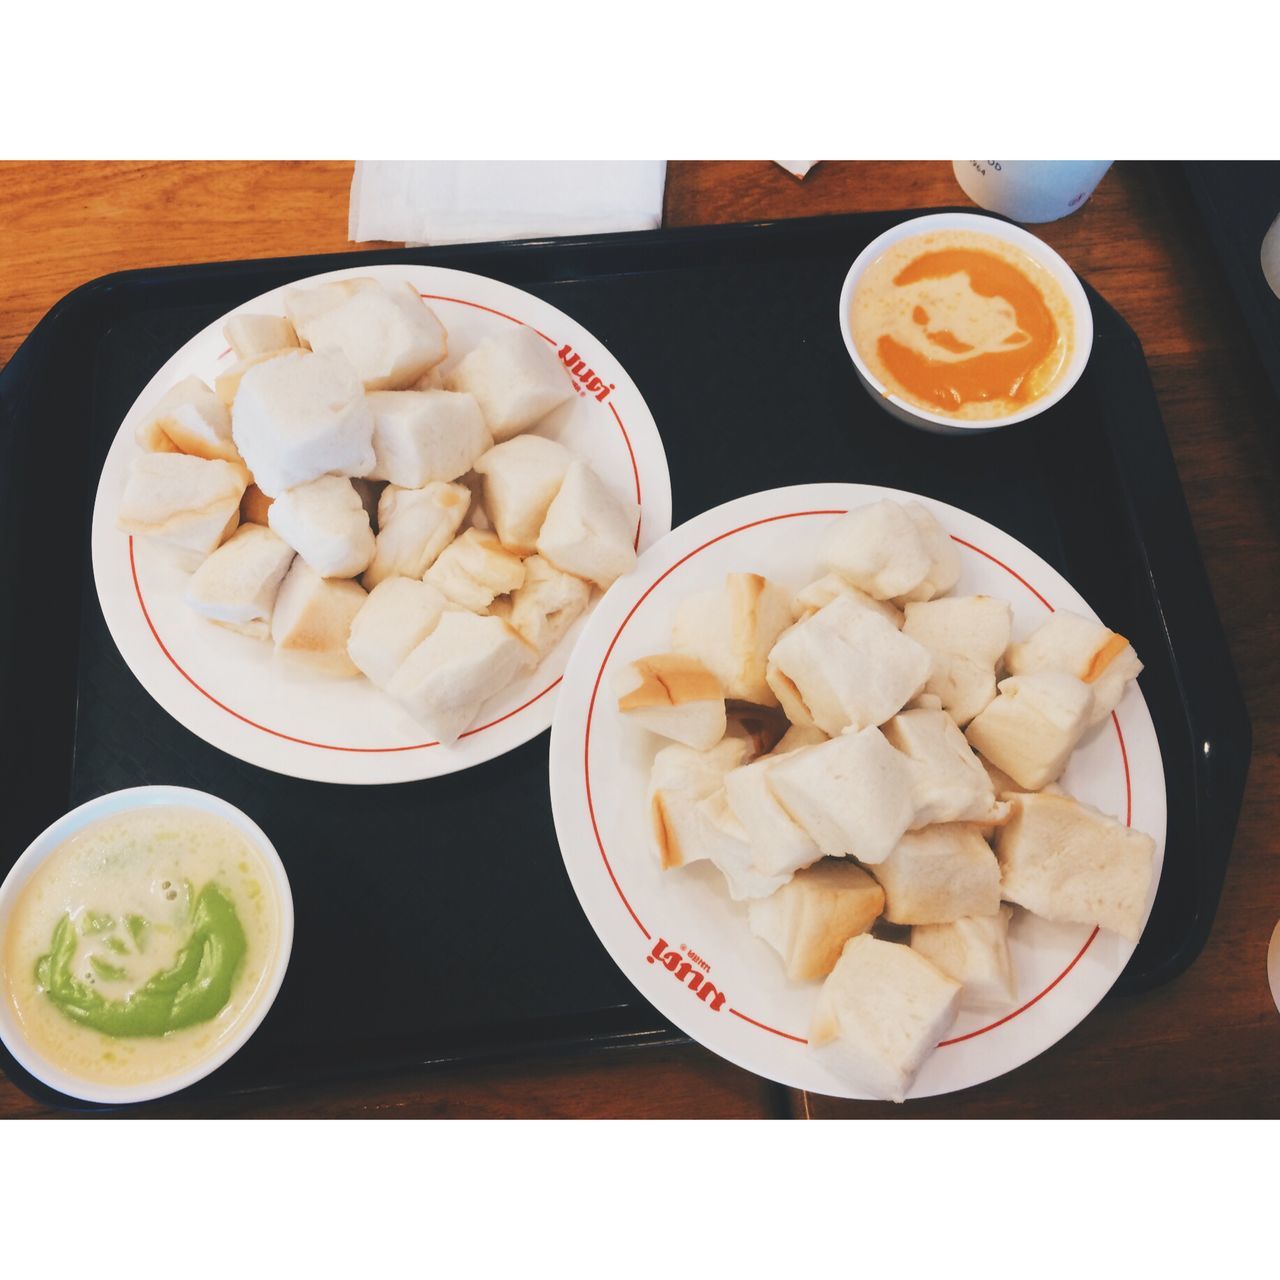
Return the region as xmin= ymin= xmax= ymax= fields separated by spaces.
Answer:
xmin=1 ymin=161 xmax=1277 ymax=1119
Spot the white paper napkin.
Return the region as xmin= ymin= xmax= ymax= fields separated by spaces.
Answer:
xmin=349 ymin=161 xmax=668 ymax=246
xmin=775 ymin=160 xmax=820 ymax=179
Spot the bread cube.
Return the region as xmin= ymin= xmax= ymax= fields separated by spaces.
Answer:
xmin=283 ymin=277 xmax=379 ymax=338
xmin=271 ymin=559 xmax=367 ymax=676
xmin=347 ymin=577 xmax=451 ymax=688
xmin=964 ymin=672 xmax=1093 ymax=791
xmin=723 ymin=753 xmax=823 ymax=879
xmin=184 ymin=523 xmax=295 ymax=639
xmin=230 ymin=350 xmax=375 ymax=497
xmin=117 ymin=454 xmax=249 ymax=556
xmin=504 ymin=555 xmax=591 ymax=657
xmin=364 ymin=481 xmax=470 ymax=588
xmin=137 ymin=376 xmax=240 ymax=463
xmin=995 ymin=792 xmax=1156 ymax=941
xmin=447 ymin=325 xmax=574 ymax=441
xmin=672 ymin=572 xmax=792 ymax=706
xmin=791 ymin=572 xmax=904 ymax=628
xmin=297 ymin=282 xmax=447 ymax=391
xmin=536 ymin=461 xmax=638 ymax=590
xmin=1005 ymin=610 xmax=1144 ymax=727
xmin=384 ymin=610 xmax=533 ymax=742
xmin=425 ymin=528 xmax=526 ymax=612
xmin=870 ymin=823 xmax=1002 ymax=925
xmin=697 ymin=789 xmax=792 ymax=901
xmin=266 ymin=476 xmax=375 ymax=579
xmin=765 ymin=595 xmax=933 ymax=735
xmin=765 ymin=727 xmax=916 ymax=864
xmin=748 ymin=860 xmax=886 ymax=982
xmin=615 ymin=653 xmax=726 ymax=750
xmin=214 ymin=349 xmax=296 ymax=408
xmin=473 ymin=434 xmax=573 ymax=555
xmin=810 ymin=935 xmax=960 ymax=1102
xmin=902 ymin=595 xmax=1013 ymax=726
xmin=819 ymin=499 xmax=959 ymax=602
xmin=882 ymin=707 xmax=1008 ymax=828
xmin=648 ymin=738 xmax=752 ymax=871
xmin=365 ymin=389 xmax=492 ymax=488
xmin=912 ymin=907 xmax=1017 ymax=1009
xmin=412 ymin=365 xmax=446 ymax=391
xmin=223 ymin=313 xmax=299 ymax=360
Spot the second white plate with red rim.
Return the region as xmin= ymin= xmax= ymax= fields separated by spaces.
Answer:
xmin=90 ymin=264 xmax=672 ymax=785
xmin=548 ymin=483 xmax=1167 ymax=1100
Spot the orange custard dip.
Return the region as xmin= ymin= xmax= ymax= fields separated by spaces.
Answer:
xmin=850 ymin=230 xmax=1075 ymax=420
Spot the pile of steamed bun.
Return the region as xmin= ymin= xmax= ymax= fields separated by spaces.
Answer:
xmin=116 ymin=277 xmax=639 ymax=743
xmin=614 ymin=498 xmax=1155 ymax=1101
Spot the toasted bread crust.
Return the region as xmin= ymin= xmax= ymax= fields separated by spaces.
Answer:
xmin=618 ymin=653 xmax=723 ymax=712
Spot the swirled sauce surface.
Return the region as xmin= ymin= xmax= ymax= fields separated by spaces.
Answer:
xmin=851 ymin=230 xmax=1074 ymax=420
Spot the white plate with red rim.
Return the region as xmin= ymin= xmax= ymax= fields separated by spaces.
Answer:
xmin=548 ymin=483 xmax=1167 ymax=1100
xmin=90 ymin=264 xmax=672 ymax=785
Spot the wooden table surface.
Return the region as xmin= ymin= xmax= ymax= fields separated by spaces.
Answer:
xmin=1 ymin=160 xmax=1276 ymax=1119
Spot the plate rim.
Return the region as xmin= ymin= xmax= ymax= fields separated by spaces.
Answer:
xmin=90 ymin=262 xmax=673 ymax=785
xmin=548 ymin=481 xmax=1167 ymax=1101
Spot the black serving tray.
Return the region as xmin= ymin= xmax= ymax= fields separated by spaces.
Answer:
xmin=0 ymin=210 xmax=1251 ymax=1112
xmin=1184 ymin=161 xmax=1280 ymax=407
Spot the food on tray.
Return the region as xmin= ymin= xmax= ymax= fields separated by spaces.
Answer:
xmin=290 ymin=279 xmax=448 ymax=391
xmin=535 ymin=460 xmax=638 ymax=589
xmin=612 ymin=496 xmax=1151 ymax=1100
xmin=347 ymin=578 xmax=452 ymax=689
xmin=1005 ymin=610 xmax=1144 ymax=727
xmin=231 ymin=349 xmax=375 ymax=497
xmin=820 ymin=499 xmax=960 ymax=603
xmin=810 ymin=935 xmax=961 ymax=1104
xmin=615 ymin=653 xmax=726 ymax=750
xmin=366 ymin=389 xmax=491 ymax=488
xmin=136 ymin=375 xmax=239 ymax=462
xmin=964 ymin=671 xmax=1093 ymax=790
xmin=447 ymin=325 xmax=576 ymax=441
xmin=117 ymin=453 xmax=249 ymax=557
xmin=224 ymin=313 xmax=300 ymax=360
xmin=870 ymin=823 xmax=1002 ymax=925
xmin=911 ymin=906 xmax=1016 ymax=1009
xmin=1 ymin=805 xmax=284 ymax=1088
xmin=747 ymin=861 xmax=885 ymax=982
xmin=499 ymin=555 xmax=591 ymax=658
xmin=765 ymin=595 xmax=933 ymax=734
xmin=385 ymin=610 xmax=532 ymax=743
xmin=648 ymin=738 xmax=752 ymax=871
xmin=267 ymin=475 xmax=376 ymax=579
xmin=995 ymin=792 xmax=1156 ymax=941
xmin=120 ymin=275 xmax=637 ymax=742
xmin=426 ymin=527 xmax=526 ymax=612
xmin=366 ymin=480 xmax=470 ymax=587
xmin=270 ymin=560 xmax=366 ymax=676
xmin=766 ymin=727 xmax=917 ymax=864
xmin=474 ymin=435 xmax=574 ymax=555
xmin=672 ymin=572 xmax=791 ymax=705
xmin=848 ymin=228 xmax=1075 ymax=420
xmin=185 ymin=523 xmax=295 ymax=639
xmin=901 ymin=595 xmax=1012 ymax=725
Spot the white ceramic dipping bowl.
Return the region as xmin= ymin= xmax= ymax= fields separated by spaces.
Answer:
xmin=838 ymin=211 xmax=1094 ymax=434
xmin=0 ymin=786 xmax=293 ymax=1106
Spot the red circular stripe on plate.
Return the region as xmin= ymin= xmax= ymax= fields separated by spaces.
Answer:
xmin=133 ymin=293 xmax=643 ymax=752
xmin=583 ymin=508 xmax=1133 ymax=1047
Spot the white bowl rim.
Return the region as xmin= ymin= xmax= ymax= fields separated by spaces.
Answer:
xmin=0 ymin=786 xmax=294 ymax=1106
xmin=837 ymin=211 xmax=1095 ymax=431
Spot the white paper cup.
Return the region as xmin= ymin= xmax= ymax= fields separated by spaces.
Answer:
xmin=838 ymin=212 xmax=1093 ymax=434
xmin=0 ymin=786 xmax=294 ymax=1106
xmin=953 ymin=161 xmax=1112 ymax=224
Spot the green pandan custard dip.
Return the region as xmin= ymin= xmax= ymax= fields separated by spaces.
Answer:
xmin=4 ymin=806 xmax=281 ymax=1087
